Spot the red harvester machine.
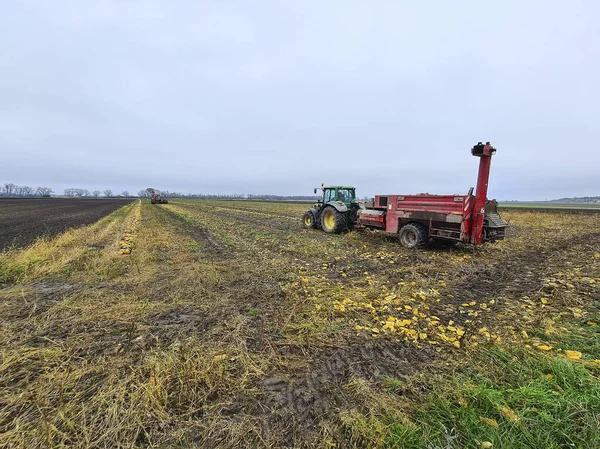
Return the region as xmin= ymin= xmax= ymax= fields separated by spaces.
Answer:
xmin=357 ymin=142 xmax=509 ymax=248
xmin=151 ymin=191 xmax=168 ymax=204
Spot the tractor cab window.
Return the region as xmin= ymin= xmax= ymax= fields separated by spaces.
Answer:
xmin=337 ymin=189 xmax=355 ymax=202
xmin=324 ymin=189 xmax=335 ymax=202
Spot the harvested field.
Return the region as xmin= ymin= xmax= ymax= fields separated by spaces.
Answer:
xmin=0 ymin=199 xmax=599 ymax=448
xmin=0 ymin=198 xmax=134 ymax=251
xmin=499 ymin=202 xmax=600 ymax=213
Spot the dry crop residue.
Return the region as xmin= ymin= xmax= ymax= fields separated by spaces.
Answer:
xmin=0 ymin=200 xmax=599 ymax=448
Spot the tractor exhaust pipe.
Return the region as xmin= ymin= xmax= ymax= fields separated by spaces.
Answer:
xmin=470 ymin=142 xmax=496 ymax=244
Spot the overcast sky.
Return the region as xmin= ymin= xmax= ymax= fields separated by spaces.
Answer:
xmin=1 ymin=1 xmax=599 ymax=200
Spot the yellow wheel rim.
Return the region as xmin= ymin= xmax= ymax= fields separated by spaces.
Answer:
xmin=305 ymin=216 xmax=311 ymax=226
xmin=324 ymin=211 xmax=335 ymax=230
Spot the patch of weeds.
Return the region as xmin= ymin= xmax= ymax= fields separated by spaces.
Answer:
xmin=380 ymin=346 xmax=600 ymax=449
xmin=553 ymin=312 xmax=600 ymax=360
xmin=0 ymin=263 xmax=26 ymax=283
xmin=383 ymin=377 xmax=405 ymax=393
xmin=187 ymin=241 xmax=200 ymax=252
xmin=325 ymin=322 xmax=345 ymax=334
xmin=99 ymin=258 xmax=129 ymax=280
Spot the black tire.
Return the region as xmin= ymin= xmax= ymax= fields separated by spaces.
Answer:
xmin=321 ymin=206 xmax=347 ymax=234
xmin=399 ymin=223 xmax=428 ymax=248
xmin=302 ymin=211 xmax=318 ymax=229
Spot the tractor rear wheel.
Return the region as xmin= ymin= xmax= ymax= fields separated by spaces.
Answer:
xmin=321 ymin=207 xmax=346 ymax=234
xmin=399 ymin=223 xmax=428 ymax=248
xmin=302 ymin=211 xmax=317 ymax=229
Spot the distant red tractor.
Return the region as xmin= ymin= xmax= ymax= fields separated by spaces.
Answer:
xmin=357 ymin=142 xmax=509 ymax=247
xmin=151 ymin=191 xmax=168 ymax=204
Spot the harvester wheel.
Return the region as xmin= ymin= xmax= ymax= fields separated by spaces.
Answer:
xmin=399 ymin=223 xmax=428 ymax=249
xmin=321 ymin=206 xmax=346 ymax=234
xmin=302 ymin=211 xmax=318 ymax=229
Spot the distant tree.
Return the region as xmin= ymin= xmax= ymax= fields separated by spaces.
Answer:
xmin=4 ymin=183 xmax=15 ymax=195
xmin=103 ymin=189 xmax=113 ymax=198
xmin=20 ymin=186 xmax=33 ymax=196
xmin=36 ymin=187 xmax=53 ymax=197
xmin=121 ymin=190 xmax=129 ymax=197
xmin=138 ymin=188 xmax=160 ymax=198
xmin=64 ymin=188 xmax=86 ymax=197
xmin=92 ymin=190 xmax=100 ymax=198
xmin=82 ymin=189 xmax=90 ymax=197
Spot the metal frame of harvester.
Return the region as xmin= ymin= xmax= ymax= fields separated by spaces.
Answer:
xmin=150 ymin=191 xmax=168 ymax=204
xmin=303 ymin=142 xmax=510 ymax=248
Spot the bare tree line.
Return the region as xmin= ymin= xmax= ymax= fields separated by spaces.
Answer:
xmin=3 ymin=182 xmax=318 ymax=201
xmin=63 ymin=188 xmax=131 ymax=198
xmin=2 ymin=183 xmax=52 ymax=197
xmin=1 ymin=182 xmax=133 ymax=198
xmin=137 ymin=187 xmax=318 ymax=201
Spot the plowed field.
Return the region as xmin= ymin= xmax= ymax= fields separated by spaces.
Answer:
xmin=0 ymin=198 xmax=134 ymax=251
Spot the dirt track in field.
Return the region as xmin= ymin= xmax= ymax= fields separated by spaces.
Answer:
xmin=0 ymin=198 xmax=134 ymax=251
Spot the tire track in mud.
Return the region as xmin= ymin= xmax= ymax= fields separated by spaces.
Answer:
xmin=159 ymin=204 xmax=280 ymax=256
xmin=167 ymin=202 xmax=339 ymax=261
xmin=151 ymin=205 xmax=229 ymax=259
xmin=177 ymin=204 xmax=299 ymax=233
xmin=142 ymin=205 xmax=292 ymax=343
xmin=211 ymin=210 xmax=294 ymax=233
xmin=202 ymin=204 xmax=300 ymax=220
xmin=0 ymin=282 xmax=81 ymax=348
xmin=260 ymin=338 xmax=437 ymax=424
xmin=172 ymin=202 xmax=423 ymax=263
xmin=171 ymin=202 xmax=322 ymax=238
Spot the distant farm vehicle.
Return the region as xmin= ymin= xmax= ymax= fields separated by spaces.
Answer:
xmin=303 ymin=142 xmax=510 ymax=248
xmin=302 ymin=185 xmax=365 ymax=233
xmin=151 ymin=192 xmax=168 ymax=204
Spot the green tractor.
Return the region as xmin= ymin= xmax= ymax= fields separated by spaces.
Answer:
xmin=302 ymin=185 xmax=364 ymax=233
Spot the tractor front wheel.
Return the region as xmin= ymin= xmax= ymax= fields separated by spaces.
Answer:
xmin=399 ymin=223 xmax=428 ymax=248
xmin=321 ymin=207 xmax=346 ymax=234
xmin=302 ymin=211 xmax=317 ymax=229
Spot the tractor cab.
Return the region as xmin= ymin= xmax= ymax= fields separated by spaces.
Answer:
xmin=314 ymin=185 xmax=358 ymax=208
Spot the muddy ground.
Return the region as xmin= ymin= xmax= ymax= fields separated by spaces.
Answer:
xmin=0 ymin=198 xmax=133 ymax=251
